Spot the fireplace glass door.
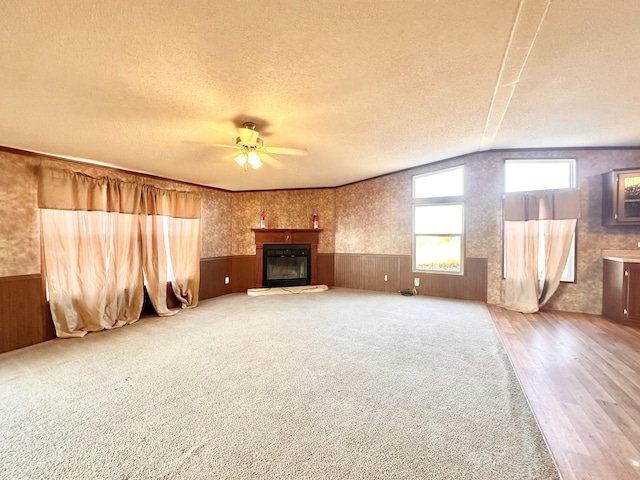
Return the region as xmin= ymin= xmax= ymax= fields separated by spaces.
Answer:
xmin=263 ymin=244 xmax=311 ymax=287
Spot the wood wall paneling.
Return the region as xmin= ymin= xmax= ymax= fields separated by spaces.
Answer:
xmin=0 ymin=274 xmax=51 ymax=353
xmin=363 ymin=255 xmax=385 ymax=292
xmin=232 ymin=253 xmax=331 ymax=293
xmin=463 ymin=258 xmax=488 ymax=302
xmin=335 ymin=254 xmax=365 ymax=289
xmin=1 ymin=254 xmax=483 ymax=353
xmin=41 ymin=274 xmax=56 ymax=341
xmin=231 ymin=255 xmax=256 ymax=293
xmin=199 ymin=257 xmax=232 ymax=300
xmin=363 ymin=255 xmax=401 ymax=293
xmin=335 ymin=254 xmax=487 ymax=302
xmin=399 ymin=255 xmax=414 ymax=292
xmin=317 ymin=253 xmax=335 ymax=286
xmin=385 ymin=256 xmax=402 ymax=293
xmin=402 ymin=257 xmax=487 ymax=301
xmin=143 ymin=257 xmax=234 ymax=315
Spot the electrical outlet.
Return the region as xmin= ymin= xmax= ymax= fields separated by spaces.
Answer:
xmin=224 ymin=276 xmax=230 ymax=284
xmin=384 ymin=274 xmax=388 ymax=281
xmin=414 ymin=277 xmax=420 ymax=287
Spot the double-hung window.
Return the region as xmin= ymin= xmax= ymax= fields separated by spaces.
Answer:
xmin=412 ymin=166 xmax=464 ymax=274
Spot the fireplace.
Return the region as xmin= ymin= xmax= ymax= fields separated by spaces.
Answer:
xmin=263 ymin=244 xmax=311 ymax=287
xmin=252 ymin=229 xmax=322 ymax=288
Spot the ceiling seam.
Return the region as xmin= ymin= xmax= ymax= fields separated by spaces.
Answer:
xmin=480 ymin=0 xmax=527 ymax=150
xmin=480 ymin=0 xmax=554 ymax=150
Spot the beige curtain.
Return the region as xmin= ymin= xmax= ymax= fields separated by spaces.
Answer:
xmin=140 ymin=215 xmax=174 ymax=317
xmin=168 ymin=217 xmax=201 ymax=308
xmin=105 ymin=212 xmax=145 ymax=325
xmin=503 ymin=219 xmax=540 ymax=313
xmin=503 ymin=189 xmax=580 ymax=313
xmin=538 ymin=218 xmax=577 ymax=306
xmin=39 ymin=167 xmax=201 ymax=337
xmin=38 ymin=168 xmax=201 ymax=218
xmin=41 ymin=210 xmax=144 ymax=337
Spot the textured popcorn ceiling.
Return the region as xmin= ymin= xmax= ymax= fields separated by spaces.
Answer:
xmin=1 ymin=1 xmax=639 ymax=191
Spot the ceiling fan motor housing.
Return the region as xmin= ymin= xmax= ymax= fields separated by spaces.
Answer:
xmin=238 ymin=123 xmax=260 ymax=145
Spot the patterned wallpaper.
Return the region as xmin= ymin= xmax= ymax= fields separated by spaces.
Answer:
xmin=335 ymin=175 xmax=413 ymax=256
xmin=0 ymin=152 xmax=40 ymax=276
xmin=3 ymin=148 xmax=640 ymax=314
xmin=523 ymin=149 xmax=640 ymax=313
xmin=333 ymin=150 xmax=640 ymax=313
xmin=231 ymin=189 xmax=336 ymax=255
xmin=200 ymin=189 xmax=232 ymax=258
xmin=0 ymin=153 xmax=231 ymax=277
xmin=334 ymin=155 xmax=504 ymax=303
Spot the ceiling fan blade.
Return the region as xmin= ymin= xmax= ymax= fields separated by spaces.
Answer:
xmin=205 ymin=152 xmax=235 ymax=165
xmin=264 ymin=146 xmax=308 ymax=156
xmin=210 ymin=143 xmax=240 ymax=149
xmin=260 ymin=153 xmax=284 ymax=169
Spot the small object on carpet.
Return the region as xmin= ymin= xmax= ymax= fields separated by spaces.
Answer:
xmin=247 ymin=285 xmax=329 ymax=296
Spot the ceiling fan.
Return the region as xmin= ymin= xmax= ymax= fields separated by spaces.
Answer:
xmin=213 ymin=122 xmax=308 ymax=170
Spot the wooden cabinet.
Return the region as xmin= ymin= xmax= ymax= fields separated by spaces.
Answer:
xmin=603 ymin=258 xmax=640 ymax=326
xmin=602 ymin=169 xmax=640 ymax=225
xmin=628 ymin=263 xmax=640 ymax=323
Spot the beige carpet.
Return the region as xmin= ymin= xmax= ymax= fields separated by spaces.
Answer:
xmin=0 ymin=288 xmax=559 ymax=479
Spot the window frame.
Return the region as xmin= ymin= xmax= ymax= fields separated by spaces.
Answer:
xmin=503 ymin=158 xmax=577 ymax=283
xmin=412 ymin=165 xmax=465 ymax=275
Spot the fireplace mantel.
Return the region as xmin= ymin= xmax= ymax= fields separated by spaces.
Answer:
xmin=252 ymin=229 xmax=322 ymax=287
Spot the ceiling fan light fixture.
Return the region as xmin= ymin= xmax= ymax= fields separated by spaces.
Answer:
xmin=217 ymin=121 xmax=306 ymax=171
xmin=247 ymin=150 xmax=262 ymax=169
xmin=234 ymin=152 xmax=248 ymax=168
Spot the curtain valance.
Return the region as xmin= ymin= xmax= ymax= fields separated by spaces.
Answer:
xmin=38 ymin=168 xmax=201 ymax=218
xmin=503 ymin=188 xmax=580 ymax=221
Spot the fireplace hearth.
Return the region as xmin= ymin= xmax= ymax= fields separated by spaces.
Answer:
xmin=263 ymin=244 xmax=311 ymax=287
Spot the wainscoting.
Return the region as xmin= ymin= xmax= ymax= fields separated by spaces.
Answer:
xmin=231 ymin=255 xmax=256 ymax=293
xmin=2 ymin=256 xmax=242 ymax=353
xmin=0 ymin=274 xmax=53 ymax=353
xmin=228 ymin=254 xmax=336 ymax=293
xmin=317 ymin=253 xmax=335 ymax=287
xmin=199 ymin=256 xmax=232 ymax=299
xmin=334 ymin=254 xmax=487 ymax=302
xmin=1 ymin=254 xmax=483 ymax=353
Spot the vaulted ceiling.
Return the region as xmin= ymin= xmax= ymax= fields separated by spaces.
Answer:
xmin=1 ymin=1 xmax=639 ymax=190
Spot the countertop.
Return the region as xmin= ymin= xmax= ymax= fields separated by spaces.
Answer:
xmin=602 ymin=249 xmax=640 ymax=263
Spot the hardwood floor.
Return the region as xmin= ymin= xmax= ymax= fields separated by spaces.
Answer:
xmin=488 ymin=305 xmax=640 ymax=480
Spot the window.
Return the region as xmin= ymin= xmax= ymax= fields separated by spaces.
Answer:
xmin=505 ymin=159 xmax=575 ymax=192
xmin=414 ymin=166 xmax=464 ymax=198
xmin=412 ymin=166 xmax=464 ymax=274
xmin=504 ymin=159 xmax=577 ymax=282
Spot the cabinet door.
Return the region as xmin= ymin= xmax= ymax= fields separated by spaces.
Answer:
xmin=624 ymin=263 xmax=640 ymax=321
xmin=617 ymin=172 xmax=640 ymax=223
